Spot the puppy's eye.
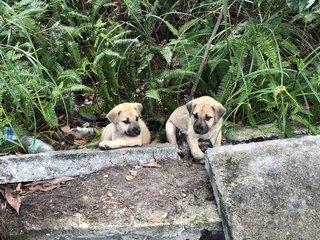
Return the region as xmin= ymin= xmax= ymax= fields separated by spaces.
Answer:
xmin=193 ymin=113 xmax=198 ymax=119
xmin=205 ymin=116 xmax=212 ymax=121
xmin=123 ymin=119 xmax=130 ymax=124
xmin=135 ymin=116 xmax=139 ymax=121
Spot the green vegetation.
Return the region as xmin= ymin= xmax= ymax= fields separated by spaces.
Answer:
xmin=1 ymin=0 xmax=319 ymax=153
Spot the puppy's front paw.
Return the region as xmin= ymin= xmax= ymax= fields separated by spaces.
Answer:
xmin=179 ymin=129 xmax=187 ymax=136
xmin=175 ymin=147 xmax=183 ymax=154
xmin=99 ymin=140 xmax=112 ymax=150
xmin=191 ymin=150 xmax=205 ymax=160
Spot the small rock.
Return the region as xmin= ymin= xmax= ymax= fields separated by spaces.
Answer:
xmin=129 ymin=169 xmax=138 ymax=177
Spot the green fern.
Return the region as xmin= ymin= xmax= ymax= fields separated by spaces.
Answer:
xmin=67 ymin=41 xmax=82 ymax=69
xmin=42 ymin=102 xmax=58 ymax=127
xmin=160 ymin=69 xmax=197 ymax=80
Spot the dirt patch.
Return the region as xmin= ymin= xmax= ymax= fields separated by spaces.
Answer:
xmin=0 ymin=158 xmax=215 ymax=239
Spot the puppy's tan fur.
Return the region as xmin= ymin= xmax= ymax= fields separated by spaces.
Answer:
xmin=99 ymin=103 xmax=151 ymax=149
xmin=166 ymin=96 xmax=226 ymax=160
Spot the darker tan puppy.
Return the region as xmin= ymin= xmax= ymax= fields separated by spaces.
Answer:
xmin=99 ymin=103 xmax=151 ymax=149
xmin=166 ymin=96 xmax=226 ymax=160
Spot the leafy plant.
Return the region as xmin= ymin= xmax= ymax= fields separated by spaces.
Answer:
xmin=0 ymin=1 xmax=80 ymax=151
xmin=1 ymin=0 xmax=319 ymax=154
xmin=202 ymin=1 xmax=320 ymax=137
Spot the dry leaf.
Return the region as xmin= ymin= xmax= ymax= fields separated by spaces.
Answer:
xmin=0 ymin=186 xmax=21 ymax=214
xmin=141 ymin=162 xmax=162 ymax=168
xmin=15 ymin=183 xmax=22 ymax=193
xmin=60 ymin=125 xmax=72 ymax=134
xmin=70 ymin=129 xmax=86 ymax=140
xmin=104 ymin=209 xmax=111 ymax=217
xmin=82 ymin=195 xmax=90 ymax=201
xmin=73 ymin=139 xmax=87 ymax=146
xmin=25 ymin=176 xmax=75 ymax=192
xmin=100 ymin=193 xmax=113 ymax=204
xmin=61 ymin=125 xmax=91 ymax=146
xmin=151 ymin=216 xmax=161 ymax=223
xmin=47 ymin=176 xmax=75 ymax=185
xmin=126 ymin=175 xmax=136 ymax=181
xmin=26 ymin=185 xmax=43 ymax=192
xmin=40 ymin=185 xmax=60 ymax=192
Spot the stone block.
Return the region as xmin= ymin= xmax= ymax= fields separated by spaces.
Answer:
xmin=0 ymin=144 xmax=180 ymax=184
xmin=205 ymin=135 xmax=320 ymax=240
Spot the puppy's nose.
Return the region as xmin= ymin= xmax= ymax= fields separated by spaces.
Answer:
xmin=132 ymin=127 xmax=141 ymax=135
xmin=125 ymin=126 xmax=141 ymax=137
xmin=194 ymin=125 xmax=204 ymax=134
xmin=194 ymin=124 xmax=208 ymax=134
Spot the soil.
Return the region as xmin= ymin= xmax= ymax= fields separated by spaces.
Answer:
xmin=0 ymin=157 xmax=217 ymax=239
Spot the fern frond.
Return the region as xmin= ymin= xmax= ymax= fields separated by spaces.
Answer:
xmin=113 ymin=38 xmax=139 ymax=46
xmin=123 ymin=0 xmax=142 ymax=20
xmin=67 ymin=41 xmax=81 ymax=69
xmin=65 ymin=84 xmax=95 ymax=94
xmin=93 ymin=49 xmax=124 ymax=67
xmin=42 ymin=102 xmax=58 ymax=127
xmin=215 ymin=68 xmax=238 ymax=104
xmin=160 ymin=69 xmax=197 ymax=79
xmin=256 ymin=30 xmax=279 ymax=68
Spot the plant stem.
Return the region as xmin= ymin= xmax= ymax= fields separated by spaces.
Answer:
xmin=190 ymin=7 xmax=224 ymax=97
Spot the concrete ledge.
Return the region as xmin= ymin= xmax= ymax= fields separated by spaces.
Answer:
xmin=11 ymin=206 xmax=222 ymax=240
xmin=224 ymin=123 xmax=313 ymax=143
xmin=205 ymin=135 xmax=320 ymax=240
xmin=2 ymin=150 xmax=223 ymax=240
xmin=0 ymin=144 xmax=180 ymax=184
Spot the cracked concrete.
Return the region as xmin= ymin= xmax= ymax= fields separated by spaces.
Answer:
xmin=0 ymin=144 xmax=179 ymax=184
xmin=0 ymin=144 xmax=224 ymax=240
xmin=206 ymin=135 xmax=320 ymax=240
xmin=2 ymin=130 xmax=319 ymax=240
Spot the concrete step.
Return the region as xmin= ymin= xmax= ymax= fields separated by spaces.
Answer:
xmin=205 ymin=135 xmax=320 ymax=240
xmin=0 ymin=144 xmax=223 ymax=240
xmin=0 ymin=144 xmax=179 ymax=184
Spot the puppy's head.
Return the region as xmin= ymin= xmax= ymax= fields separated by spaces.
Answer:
xmin=186 ymin=96 xmax=226 ymax=135
xmin=107 ymin=103 xmax=143 ymax=137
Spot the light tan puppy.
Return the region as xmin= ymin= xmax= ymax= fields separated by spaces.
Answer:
xmin=99 ymin=103 xmax=151 ymax=149
xmin=166 ymin=96 xmax=226 ymax=160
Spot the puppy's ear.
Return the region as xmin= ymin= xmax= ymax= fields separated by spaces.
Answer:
xmin=213 ymin=105 xmax=226 ymax=122
xmin=186 ymin=101 xmax=196 ymax=116
xmin=107 ymin=108 xmax=121 ymax=124
xmin=132 ymin=103 xmax=143 ymax=115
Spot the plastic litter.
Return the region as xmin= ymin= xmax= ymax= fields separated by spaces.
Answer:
xmin=0 ymin=127 xmax=17 ymax=145
xmin=20 ymin=135 xmax=54 ymax=154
